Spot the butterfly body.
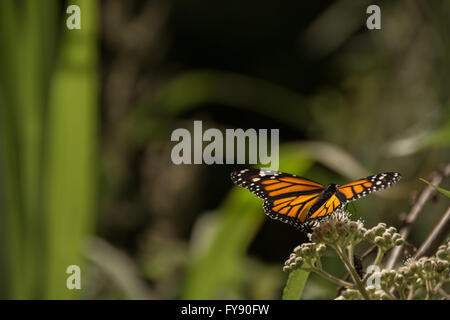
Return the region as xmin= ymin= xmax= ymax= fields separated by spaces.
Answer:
xmin=319 ymin=184 xmax=342 ymax=201
xmin=230 ymin=169 xmax=401 ymax=231
xmin=309 ymin=183 xmax=342 ymax=212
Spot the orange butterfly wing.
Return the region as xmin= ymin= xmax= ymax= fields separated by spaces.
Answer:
xmin=231 ymin=170 xmax=402 ymax=231
xmin=337 ymin=172 xmax=401 ymax=202
xmin=231 ymin=169 xmax=324 ymax=229
xmin=306 ymin=172 xmax=401 ymax=221
xmin=308 ymin=194 xmax=342 ymax=219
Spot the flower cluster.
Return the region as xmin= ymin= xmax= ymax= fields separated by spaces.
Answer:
xmin=284 ymin=212 xmax=403 ymax=273
xmin=396 ymin=242 xmax=450 ymax=298
xmin=283 ymin=210 xmax=450 ymax=299
xmin=308 ymin=212 xmax=367 ymax=248
xmin=337 ymin=240 xmax=450 ymax=300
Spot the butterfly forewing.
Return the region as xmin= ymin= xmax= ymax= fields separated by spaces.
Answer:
xmin=337 ymin=172 xmax=401 ymax=203
xmin=230 ymin=169 xmax=324 ymax=229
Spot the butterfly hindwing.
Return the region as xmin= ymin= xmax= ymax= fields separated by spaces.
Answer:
xmin=308 ymin=194 xmax=343 ymax=219
xmin=264 ymin=192 xmax=320 ymax=229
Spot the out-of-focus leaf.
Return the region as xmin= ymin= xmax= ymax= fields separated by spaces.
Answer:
xmin=86 ymin=237 xmax=153 ymax=300
xmin=384 ymin=122 xmax=450 ymax=158
xmin=42 ymin=0 xmax=98 ymax=299
xmin=427 ymin=117 xmax=450 ymax=148
xmin=155 ymin=70 xmax=309 ymax=130
xmin=181 ymin=191 xmax=264 ymax=299
xmin=302 ymin=0 xmax=372 ymax=58
xmin=0 ymin=0 xmax=58 ymax=298
xmin=296 ymin=141 xmax=370 ymax=180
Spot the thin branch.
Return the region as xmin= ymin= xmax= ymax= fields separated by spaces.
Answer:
xmin=414 ymin=205 xmax=450 ymax=259
xmin=361 ymin=245 xmax=378 ymax=260
xmin=386 ymin=163 xmax=450 ymax=269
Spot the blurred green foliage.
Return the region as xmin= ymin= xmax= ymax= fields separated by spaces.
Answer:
xmin=0 ymin=0 xmax=98 ymax=299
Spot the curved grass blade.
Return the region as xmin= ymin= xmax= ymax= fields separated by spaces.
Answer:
xmin=420 ymin=178 xmax=450 ymax=198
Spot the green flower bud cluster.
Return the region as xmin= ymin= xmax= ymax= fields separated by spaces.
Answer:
xmin=378 ymin=268 xmax=399 ymax=283
xmin=337 ymin=252 xmax=450 ymax=300
xmin=282 ymin=242 xmax=327 ymax=272
xmin=359 ymin=241 xmax=450 ymax=299
xmin=283 ymin=212 xmax=448 ymax=300
xmin=363 ymin=223 xmax=403 ymax=251
xmin=402 ymin=256 xmax=449 ymax=286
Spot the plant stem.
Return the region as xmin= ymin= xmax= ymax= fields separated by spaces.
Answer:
xmin=432 ymin=282 xmax=443 ymax=294
xmin=347 ymin=243 xmax=354 ymax=267
xmin=373 ymin=247 xmax=385 ymax=266
xmin=381 ymin=286 xmax=397 ymax=300
xmin=396 ymin=285 xmax=406 ymax=300
xmin=424 ymin=279 xmax=433 ymax=300
xmin=336 ymin=245 xmax=378 ymax=298
xmin=307 ymin=267 xmax=355 ymax=289
xmin=407 ymin=286 xmax=415 ymax=300
xmin=334 ymin=245 xmax=371 ymax=300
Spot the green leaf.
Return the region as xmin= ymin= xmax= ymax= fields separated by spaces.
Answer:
xmin=43 ymin=0 xmax=99 ymax=299
xmin=282 ymin=268 xmax=309 ymax=300
xmin=419 ymin=178 xmax=450 ymax=198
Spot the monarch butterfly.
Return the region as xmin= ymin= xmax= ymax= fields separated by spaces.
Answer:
xmin=230 ymin=169 xmax=401 ymax=231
